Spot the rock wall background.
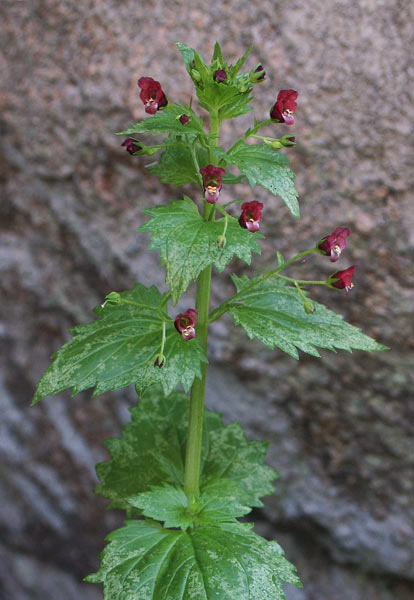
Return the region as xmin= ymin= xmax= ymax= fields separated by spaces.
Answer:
xmin=1 ymin=0 xmax=413 ymax=599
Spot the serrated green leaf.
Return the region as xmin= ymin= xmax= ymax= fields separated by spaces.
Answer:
xmin=33 ymin=284 xmax=206 ymax=404
xmin=197 ymin=81 xmax=252 ymax=116
xmin=128 ymin=480 xmax=250 ymax=529
xmin=212 ymin=41 xmax=225 ymax=67
xmin=86 ymin=519 xmax=301 ymax=599
xmin=139 ymin=196 xmax=262 ymax=304
xmin=228 ymin=46 xmax=253 ymax=79
xmin=219 ymin=91 xmax=254 ymax=120
xmin=192 ymin=49 xmax=211 ymax=82
xmin=226 ymin=143 xmax=300 ymax=217
xmin=148 ymin=142 xmax=200 ymax=186
xmin=175 ymin=42 xmax=195 ymax=70
xmin=276 ymin=250 xmax=285 ymax=266
xmin=118 ymin=104 xmax=206 ymax=137
xmin=229 ymin=275 xmax=387 ymax=358
xmin=95 ymin=389 xmax=277 ymax=514
xmin=222 ymin=172 xmax=246 ymax=185
xmin=129 ymin=485 xmax=194 ymax=529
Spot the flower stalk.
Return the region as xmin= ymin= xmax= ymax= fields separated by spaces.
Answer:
xmin=209 ymin=247 xmax=320 ymax=323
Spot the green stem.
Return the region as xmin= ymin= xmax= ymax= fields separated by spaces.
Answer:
xmin=208 ymin=109 xmax=220 ymax=163
xmin=279 ymin=275 xmax=328 ymax=286
xmin=160 ymin=320 xmax=166 ymax=354
xmin=227 ymin=118 xmax=274 ymax=154
xmin=209 ymin=248 xmax=319 ymax=323
xmin=191 ymin=138 xmax=204 ymax=190
xmin=183 ymin=109 xmax=220 ymax=506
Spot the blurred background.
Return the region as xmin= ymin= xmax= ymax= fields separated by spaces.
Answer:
xmin=1 ymin=1 xmax=413 ymax=599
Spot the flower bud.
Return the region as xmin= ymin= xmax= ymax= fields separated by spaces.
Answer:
xmin=103 ymin=292 xmax=121 ymax=307
xmin=249 ymin=64 xmax=266 ymax=83
xmin=279 ymin=135 xmax=296 ymax=147
xmin=121 ymin=139 xmax=142 ymax=155
xmin=304 ymin=300 xmax=316 ymax=314
xmin=214 ymin=69 xmax=227 ymax=83
xmin=216 ymin=234 xmax=226 ymax=249
xmin=154 ymin=355 xmax=165 ymax=368
xmin=190 ymin=68 xmax=201 ymax=83
xmin=263 ymin=137 xmax=283 ymax=150
xmin=179 ymin=114 xmax=190 ymax=125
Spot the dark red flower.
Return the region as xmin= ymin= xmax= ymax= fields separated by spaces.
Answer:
xmin=200 ymin=165 xmax=226 ymax=203
xmin=214 ymin=69 xmax=227 ymax=83
xmin=121 ymin=139 xmax=142 ymax=155
xmin=137 ymin=77 xmax=168 ymax=115
xmin=239 ymin=201 xmax=264 ymax=232
xmin=250 ymin=65 xmax=266 ymax=83
xmin=330 ymin=265 xmax=357 ymax=295
xmin=317 ymin=227 xmax=351 ymax=262
xmin=179 ymin=114 xmax=190 ymax=125
xmin=270 ymin=90 xmax=298 ymax=125
xmin=174 ymin=309 xmax=198 ymax=341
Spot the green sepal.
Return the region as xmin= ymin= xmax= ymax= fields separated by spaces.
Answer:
xmin=118 ymin=104 xmax=206 ymax=138
xmin=94 ymin=389 xmax=277 ymax=513
xmin=139 ymin=196 xmax=263 ymax=304
xmin=228 ymin=45 xmax=253 ymax=79
xmin=212 ymin=41 xmax=225 ymax=68
xmin=225 ymin=143 xmax=300 ymax=217
xmin=32 ymin=284 xmax=207 ymax=403
xmin=86 ymin=519 xmax=302 ymax=599
xmin=228 ymin=275 xmax=388 ymax=358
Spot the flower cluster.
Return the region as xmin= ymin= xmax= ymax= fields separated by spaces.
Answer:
xmin=250 ymin=65 xmax=266 ymax=83
xmin=131 ymin=66 xmax=360 ymax=303
xmin=317 ymin=228 xmax=356 ymax=294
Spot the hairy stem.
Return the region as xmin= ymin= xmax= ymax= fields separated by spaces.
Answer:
xmin=183 ymin=109 xmax=220 ymax=506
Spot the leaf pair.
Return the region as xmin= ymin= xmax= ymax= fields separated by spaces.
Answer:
xmin=87 ymin=390 xmax=302 ymax=599
xmin=95 ymin=389 xmax=276 ymax=520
